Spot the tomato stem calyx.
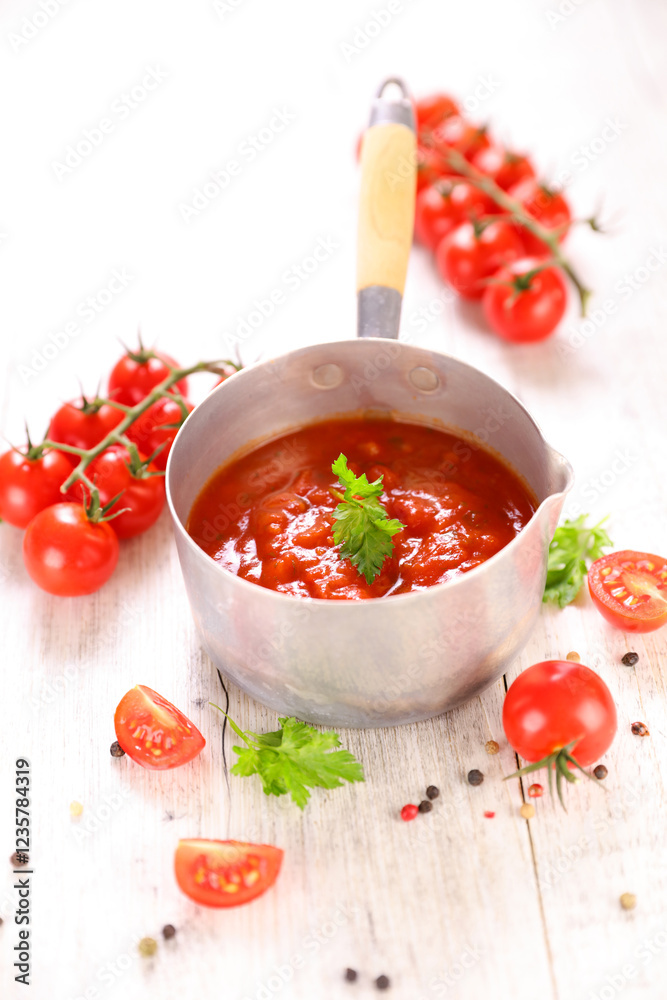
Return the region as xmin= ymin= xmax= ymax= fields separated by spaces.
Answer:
xmin=505 ymin=739 xmax=603 ymax=811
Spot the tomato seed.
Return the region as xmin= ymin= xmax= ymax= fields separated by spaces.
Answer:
xmin=418 ymin=800 xmax=433 ymax=813
xmin=162 ymin=924 xmax=176 ymax=940
xmin=593 ymin=765 xmax=608 ymax=780
xmin=467 ymin=769 xmax=484 ymax=786
xmin=622 ymin=652 xmax=639 ymax=666
xmin=426 ymin=785 xmax=440 ymax=800
xmin=400 ymin=804 xmax=419 ymax=821
xmin=631 ymin=722 xmax=649 ymax=737
xmin=345 ymin=968 xmax=358 ymax=982
xmin=528 ymin=783 xmax=543 ymax=798
xmin=620 ymin=892 xmax=637 ymax=911
xmin=110 ymin=741 xmax=125 ymax=758
xmin=485 ymin=740 xmax=500 ymax=755
xmin=69 ymin=801 xmax=83 ymax=818
xmin=375 ymin=975 xmax=391 ymax=990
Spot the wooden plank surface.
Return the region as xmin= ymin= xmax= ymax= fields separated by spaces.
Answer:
xmin=1 ymin=1 xmax=667 ymax=998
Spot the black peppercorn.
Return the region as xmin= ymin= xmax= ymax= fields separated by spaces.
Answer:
xmin=631 ymin=722 xmax=649 ymax=737
xmin=375 ymin=975 xmax=390 ymax=990
xmin=467 ymin=769 xmax=484 ymax=786
xmin=110 ymin=741 xmax=125 ymax=758
xmin=345 ymin=968 xmax=358 ymax=982
xmin=426 ymin=785 xmax=439 ymax=800
xmin=418 ymin=800 xmax=433 ymax=813
xmin=622 ymin=652 xmax=639 ymax=667
xmin=593 ymin=765 xmax=608 ymax=780
xmin=162 ymin=924 xmax=176 ymax=940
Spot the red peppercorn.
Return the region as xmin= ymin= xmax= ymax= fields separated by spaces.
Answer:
xmin=400 ymin=804 xmax=419 ymax=822
xmin=484 ymin=810 xmax=495 ymax=818
xmin=528 ymin=783 xmax=544 ymax=798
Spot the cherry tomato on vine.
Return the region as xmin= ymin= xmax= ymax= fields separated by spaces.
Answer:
xmin=431 ymin=116 xmax=491 ymax=164
xmin=471 ymin=145 xmax=536 ymax=192
xmin=108 ymin=348 xmax=188 ymax=406
xmin=22 ymin=502 xmax=119 ymax=596
xmin=125 ymin=396 xmax=194 ymax=472
xmin=414 ymin=178 xmax=492 ymax=251
xmin=175 ymin=839 xmax=283 ymax=908
xmin=48 ymin=398 xmax=124 ymax=452
xmin=0 ymin=448 xmax=73 ymax=528
xmin=509 ymin=178 xmax=572 ymax=255
xmin=435 ymin=219 xmax=524 ymax=299
xmin=415 ymin=94 xmax=459 ymax=133
xmin=482 ymin=257 xmax=568 ymax=342
xmin=503 ymin=660 xmax=617 ymax=768
xmin=588 ymin=550 xmax=667 ymax=633
xmin=66 ymin=445 xmax=165 ymax=539
xmin=416 ymin=145 xmax=447 ymax=193
xmin=114 ymin=685 xmax=206 ymax=769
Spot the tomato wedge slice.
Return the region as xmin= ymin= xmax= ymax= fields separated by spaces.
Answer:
xmin=175 ymin=839 xmax=284 ymax=908
xmin=114 ymin=685 xmax=205 ymax=769
xmin=588 ymin=550 xmax=667 ymax=633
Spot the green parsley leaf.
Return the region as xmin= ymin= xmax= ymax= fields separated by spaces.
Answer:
xmin=330 ymin=453 xmax=404 ymax=585
xmin=543 ymin=514 xmax=613 ymax=608
xmin=211 ymin=709 xmax=365 ymax=809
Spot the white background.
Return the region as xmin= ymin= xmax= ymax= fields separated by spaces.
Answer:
xmin=1 ymin=1 xmax=667 ymax=999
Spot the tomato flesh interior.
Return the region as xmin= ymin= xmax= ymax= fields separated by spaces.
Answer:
xmin=589 ymin=550 xmax=667 ymax=633
xmin=175 ymin=839 xmax=283 ymax=908
xmin=114 ymin=685 xmax=205 ymax=770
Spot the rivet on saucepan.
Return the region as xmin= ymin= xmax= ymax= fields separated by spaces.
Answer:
xmin=311 ymin=363 xmax=344 ymax=389
xmin=408 ymin=367 xmax=440 ymax=393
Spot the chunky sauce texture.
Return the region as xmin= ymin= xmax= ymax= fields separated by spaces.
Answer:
xmin=187 ymin=418 xmax=536 ymax=600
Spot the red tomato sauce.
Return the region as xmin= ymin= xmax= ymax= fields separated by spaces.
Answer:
xmin=187 ymin=418 xmax=536 ymax=600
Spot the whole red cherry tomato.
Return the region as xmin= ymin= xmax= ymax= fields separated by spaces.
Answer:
xmin=416 ymin=145 xmax=447 ymax=193
xmin=436 ymin=219 xmax=524 ymax=299
xmin=0 ymin=447 xmax=73 ymax=528
xmin=48 ymin=398 xmax=123 ymax=451
xmin=415 ymin=178 xmax=492 ymax=251
xmin=509 ymin=178 xmax=572 ymax=255
xmin=415 ymin=94 xmax=459 ymax=133
xmin=431 ymin=116 xmax=491 ymax=164
xmin=588 ymin=550 xmax=667 ymax=633
xmin=108 ymin=348 xmax=188 ymax=406
xmin=482 ymin=258 xmax=568 ymax=342
xmin=23 ymin=503 xmax=119 ymax=595
xmin=471 ymin=145 xmax=536 ymax=191
xmin=125 ymin=396 xmax=194 ymax=471
xmin=66 ymin=445 xmax=165 ymax=539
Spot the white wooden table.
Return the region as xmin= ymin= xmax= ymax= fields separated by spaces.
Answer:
xmin=2 ymin=1 xmax=667 ymax=997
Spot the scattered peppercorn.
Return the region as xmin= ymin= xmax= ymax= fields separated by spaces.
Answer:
xmin=467 ymin=769 xmax=484 ymax=786
xmin=110 ymin=741 xmax=125 ymax=758
xmin=345 ymin=968 xmax=358 ymax=982
xmin=375 ymin=975 xmax=390 ymax=990
xmin=418 ymin=800 xmax=433 ymax=813
xmin=0 ymin=916 xmax=3 ymax=926
xmin=69 ymin=801 xmax=83 ymax=818
xmin=520 ymin=803 xmax=535 ymax=820
xmin=426 ymin=785 xmax=440 ymax=800
xmin=593 ymin=765 xmax=608 ymax=781
xmin=566 ymin=651 xmax=581 ymax=662
xmin=485 ymin=740 xmax=500 ymax=755
xmin=162 ymin=924 xmax=176 ymax=940
xmin=631 ymin=722 xmax=649 ymax=737
xmin=400 ymin=804 xmax=419 ymax=822
xmin=620 ymin=893 xmax=637 ymax=911
xmin=622 ymin=652 xmax=639 ymax=667
xmin=528 ymin=783 xmax=544 ymax=798
xmin=138 ymin=937 xmax=158 ymax=958
xmin=484 ymin=810 xmax=495 ymax=818
xmin=10 ymin=852 xmax=28 ymax=867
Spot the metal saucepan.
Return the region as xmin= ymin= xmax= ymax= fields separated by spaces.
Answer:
xmin=166 ymin=79 xmax=573 ymax=728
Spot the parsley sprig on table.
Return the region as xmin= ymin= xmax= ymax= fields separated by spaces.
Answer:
xmin=330 ymin=453 xmax=404 ymax=585
xmin=212 ymin=708 xmax=365 ymax=809
xmin=543 ymin=515 xmax=613 ymax=608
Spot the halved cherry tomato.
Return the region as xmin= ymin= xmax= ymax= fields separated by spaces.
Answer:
xmin=414 ymin=178 xmax=492 ymax=251
xmin=108 ymin=349 xmax=188 ymax=406
xmin=125 ymin=397 xmax=194 ymax=472
xmin=482 ymin=257 xmax=567 ymax=342
xmin=503 ymin=660 xmax=617 ymax=767
xmin=0 ymin=448 xmax=73 ymax=528
xmin=23 ymin=502 xmax=119 ymax=595
xmin=415 ymin=94 xmax=459 ymax=133
xmin=471 ymin=145 xmax=536 ymax=192
xmin=588 ymin=550 xmax=667 ymax=633
xmin=431 ymin=116 xmax=491 ymax=164
xmin=114 ymin=685 xmax=205 ymax=769
xmin=508 ymin=178 xmax=571 ymax=256
xmin=436 ymin=219 xmax=524 ymax=299
xmin=48 ymin=399 xmax=123 ymax=452
xmin=174 ymin=839 xmax=283 ymax=908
